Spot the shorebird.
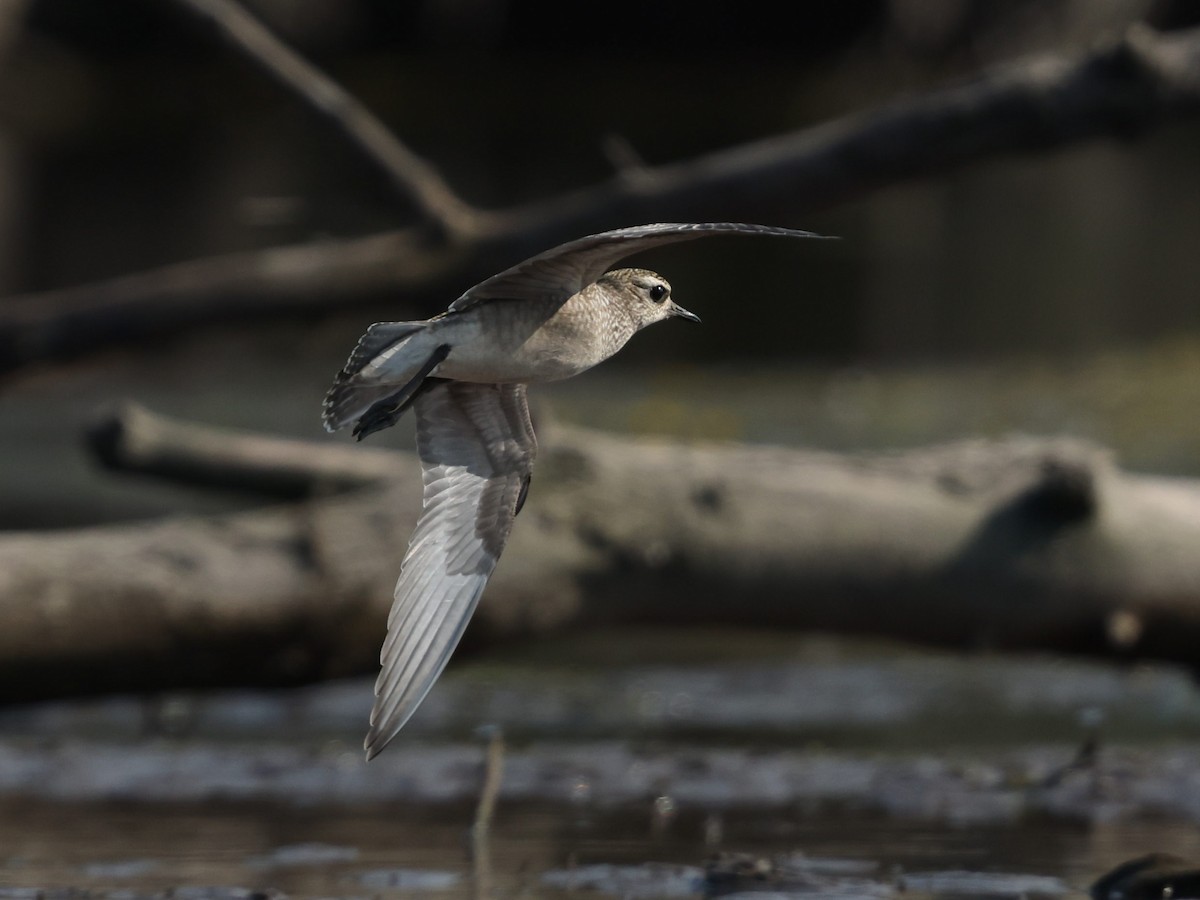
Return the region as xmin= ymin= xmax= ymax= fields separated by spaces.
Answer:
xmin=323 ymin=222 xmax=826 ymax=759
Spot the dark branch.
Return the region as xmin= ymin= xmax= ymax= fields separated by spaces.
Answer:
xmin=171 ymin=0 xmax=479 ymax=237
xmin=4 ymin=24 xmax=1200 ymax=374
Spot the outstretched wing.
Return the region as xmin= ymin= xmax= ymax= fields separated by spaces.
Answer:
xmin=364 ymin=380 xmax=537 ymax=759
xmin=449 ymin=222 xmax=829 ymax=311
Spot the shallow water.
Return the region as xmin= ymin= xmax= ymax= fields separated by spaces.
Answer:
xmin=4 ymin=797 xmax=1199 ymax=899
xmin=4 ymin=633 xmax=1200 ymax=897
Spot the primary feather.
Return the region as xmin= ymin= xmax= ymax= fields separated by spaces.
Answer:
xmin=364 ymin=381 xmax=536 ymax=759
xmin=324 ymin=222 xmax=828 ymax=759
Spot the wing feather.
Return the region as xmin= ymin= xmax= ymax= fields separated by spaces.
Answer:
xmin=364 ymin=381 xmax=537 ymax=759
xmin=449 ymin=222 xmax=828 ymax=312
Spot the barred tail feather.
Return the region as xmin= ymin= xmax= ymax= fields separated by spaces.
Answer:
xmin=322 ymin=321 xmax=427 ymax=432
xmin=324 ymin=381 xmax=409 ymax=433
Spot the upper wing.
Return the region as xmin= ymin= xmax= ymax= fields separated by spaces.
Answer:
xmin=449 ymin=222 xmax=828 ymax=312
xmin=364 ymin=380 xmax=537 ymax=759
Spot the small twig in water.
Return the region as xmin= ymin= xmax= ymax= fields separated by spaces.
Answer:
xmin=470 ymin=726 xmax=505 ymax=900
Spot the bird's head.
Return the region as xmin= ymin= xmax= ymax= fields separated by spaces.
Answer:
xmin=600 ymin=268 xmax=701 ymax=328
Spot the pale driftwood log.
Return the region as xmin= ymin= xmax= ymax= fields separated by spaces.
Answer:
xmin=3 ymin=24 xmax=1200 ymax=373
xmin=86 ymin=400 xmax=401 ymax=498
xmin=0 ymin=403 xmax=1198 ymax=701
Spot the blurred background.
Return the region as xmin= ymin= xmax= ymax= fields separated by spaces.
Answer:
xmin=5 ymin=0 xmax=1200 ymax=528
xmin=4 ymin=0 xmax=1200 ymax=896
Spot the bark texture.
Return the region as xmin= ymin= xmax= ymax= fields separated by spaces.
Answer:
xmin=2 ymin=405 xmax=1198 ymax=701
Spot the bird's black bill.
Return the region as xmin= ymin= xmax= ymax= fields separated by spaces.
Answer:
xmin=671 ymin=305 xmax=701 ymax=323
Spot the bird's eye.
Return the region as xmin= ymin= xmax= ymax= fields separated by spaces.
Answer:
xmin=648 ymin=284 xmax=668 ymax=302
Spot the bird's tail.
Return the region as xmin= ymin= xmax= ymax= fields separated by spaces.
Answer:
xmin=322 ymin=320 xmax=436 ymax=434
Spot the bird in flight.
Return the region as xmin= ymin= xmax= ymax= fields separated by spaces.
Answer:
xmin=323 ymin=222 xmax=826 ymax=759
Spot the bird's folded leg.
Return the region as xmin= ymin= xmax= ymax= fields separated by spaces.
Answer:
xmin=515 ymin=473 xmax=532 ymax=516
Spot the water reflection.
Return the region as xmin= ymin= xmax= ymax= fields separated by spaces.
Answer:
xmin=1 ymin=799 xmax=1197 ymax=898
xmin=3 ymin=635 xmax=1200 ymax=896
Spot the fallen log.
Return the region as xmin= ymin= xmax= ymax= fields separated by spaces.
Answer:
xmin=1 ymin=403 xmax=1198 ymax=702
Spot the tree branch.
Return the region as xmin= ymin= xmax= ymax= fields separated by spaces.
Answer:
xmin=0 ymin=403 xmax=1195 ymax=701
xmin=3 ymin=24 xmax=1200 ymax=374
xmin=87 ymin=400 xmax=402 ymax=498
xmin=171 ymin=0 xmax=479 ymax=237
